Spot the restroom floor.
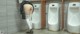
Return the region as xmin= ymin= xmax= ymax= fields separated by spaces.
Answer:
xmin=13 ymin=29 xmax=71 ymax=34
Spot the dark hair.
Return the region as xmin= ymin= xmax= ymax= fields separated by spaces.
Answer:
xmin=20 ymin=1 xmax=34 ymax=19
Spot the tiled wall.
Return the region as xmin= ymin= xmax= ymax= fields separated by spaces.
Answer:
xmin=0 ymin=0 xmax=7 ymax=34
xmin=0 ymin=0 xmax=21 ymax=34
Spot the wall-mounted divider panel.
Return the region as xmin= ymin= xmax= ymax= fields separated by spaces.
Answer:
xmin=67 ymin=2 xmax=80 ymax=33
xmin=61 ymin=0 xmax=64 ymax=30
xmin=48 ymin=3 xmax=59 ymax=31
xmin=41 ymin=0 xmax=46 ymax=29
xmin=32 ymin=4 xmax=41 ymax=29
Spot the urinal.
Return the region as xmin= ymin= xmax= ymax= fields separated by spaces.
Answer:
xmin=48 ymin=3 xmax=59 ymax=31
xmin=32 ymin=4 xmax=41 ymax=29
xmin=67 ymin=2 xmax=80 ymax=33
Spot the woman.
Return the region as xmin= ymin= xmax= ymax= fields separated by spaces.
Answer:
xmin=20 ymin=1 xmax=34 ymax=34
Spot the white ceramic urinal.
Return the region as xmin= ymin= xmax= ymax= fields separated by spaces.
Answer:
xmin=67 ymin=2 xmax=80 ymax=33
xmin=48 ymin=3 xmax=59 ymax=31
xmin=32 ymin=4 xmax=41 ymax=29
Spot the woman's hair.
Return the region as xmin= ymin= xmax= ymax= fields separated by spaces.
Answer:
xmin=20 ymin=1 xmax=34 ymax=19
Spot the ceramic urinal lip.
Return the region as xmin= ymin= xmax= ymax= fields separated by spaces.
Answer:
xmin=48 ymin=3 xmax=59 ymax=25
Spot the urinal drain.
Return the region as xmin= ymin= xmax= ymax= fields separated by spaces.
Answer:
xmin=73 ymin=4 xmax=76 ymax=6
xmin=52 ymin=5 xmax=54 ymax=6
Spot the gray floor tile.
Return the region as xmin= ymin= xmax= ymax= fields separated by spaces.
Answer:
xmin=13 ymin=29 xmax=70 ymax=34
